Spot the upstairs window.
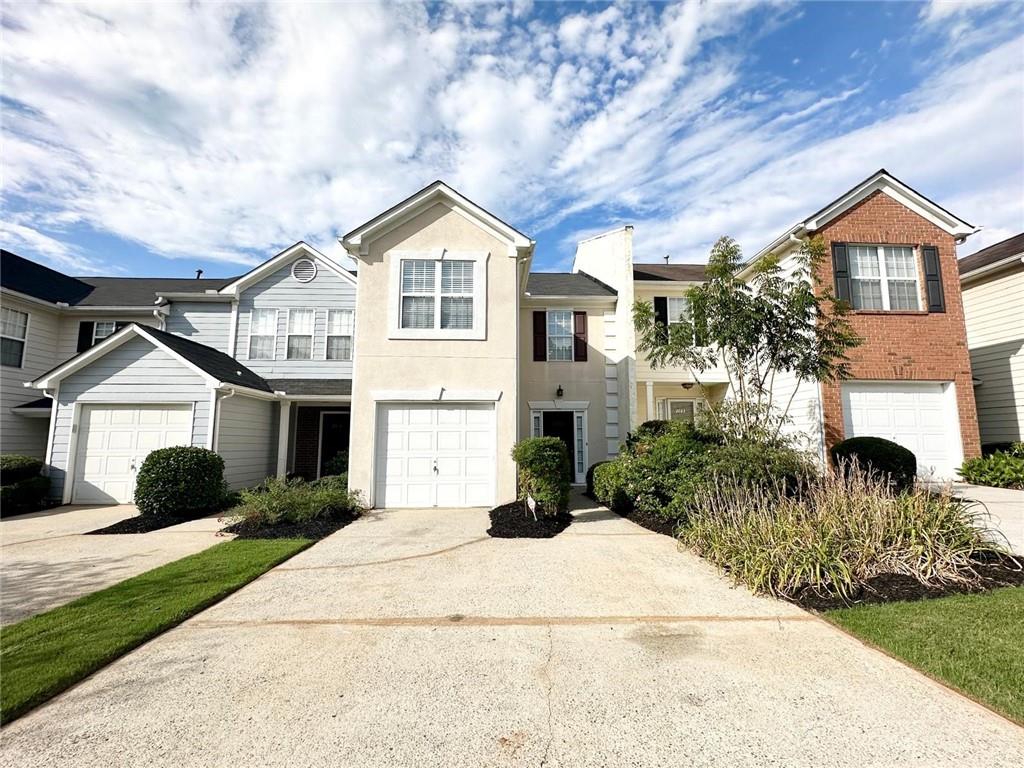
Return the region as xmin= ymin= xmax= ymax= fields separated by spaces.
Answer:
xmin=848 ymin=245 xmax=920 ymax=311
xmin=400 ymin=260 xmax=436 ymax=329
xmin=546 ymin=310 xmax=574 ymax=361
xmin=667 ymin=296 xmax=689 ymax=326
xmin=287 ymin=309 xmax=314 ymax=360
xmin=1 ymin=307 xmax=28 ymax=368
xmin=93 ymin=321 xmax=117 ymax=344
xmin=327 ymin=309 xmax=354 ymax=361
xmin=249 ymin=308 xmax=277 ymax=360
xmin=440 ymin=260 xmax=474 ymax=329
xmin=399 ymin=259 xmax=476 ymax=330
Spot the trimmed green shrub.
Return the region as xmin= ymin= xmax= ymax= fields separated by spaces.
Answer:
xmin=592 ymin=460 xmax=631 ymax=513
xmin=134 ymin=446 xmax=226 ymax=518
xmin=0 ymin=454 xmax=44 ymax=485
xmin=511 ymin=437 xmax=571 ymax=515
xmin=315 ymin=472 xmax=348 ymax=491
xmin=0 ymin=476 xmax=50 ymax=515
xmin=830 ymin=436 xmax=916 ymax=493
xmin=323 ymin=451 xmax=348 ymax=477
xmin=585 ymin=461 xmax=608 ymax=497
xmin=621 ymin=424 xmax=715 ymax=518
xmin=959 ymin=443 xmax=1024 ymax=489
xmin=230 ymin=476 xmax=363 ymax=526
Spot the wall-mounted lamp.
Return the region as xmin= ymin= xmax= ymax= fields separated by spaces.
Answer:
xmin=681 ymin=382 xmax=694 ymax=390
xmin=556 ymin=385 xmax=564 ymax=398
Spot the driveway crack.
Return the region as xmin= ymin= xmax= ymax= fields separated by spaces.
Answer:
xmin=540 ymin=624 xmax=556 ymax=767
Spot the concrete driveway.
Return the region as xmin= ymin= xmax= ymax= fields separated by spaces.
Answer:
xmin=0 ymin=505 xmax=229 ymax=625
xmin=1 ymin=496 xmax=1021 ymax=767
xmin=953 ymin=482 xmax=1024 ymax=556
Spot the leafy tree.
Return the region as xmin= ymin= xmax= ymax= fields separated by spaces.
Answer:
xmin=634 ymin=236 xmax=861 ymax=442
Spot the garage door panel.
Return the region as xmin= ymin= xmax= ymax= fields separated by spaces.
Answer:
xmin=408 ymin=431 xmax=434 ymax=451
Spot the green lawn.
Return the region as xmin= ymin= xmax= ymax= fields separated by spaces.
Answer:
xmin=827 ymin=586 xmax=1024 ymax=724
xmin=0 ymin=538 xmax=311 ymax=724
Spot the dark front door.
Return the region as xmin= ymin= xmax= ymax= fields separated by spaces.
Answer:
xmin=542 ymin=411 xmax=574 ymax=475
xmin=319 ymin=412 xmax=351 ymax=477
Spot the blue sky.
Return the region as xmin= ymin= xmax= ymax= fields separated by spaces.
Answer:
xmin=2 ymin=1 xmax=1022 ymax=278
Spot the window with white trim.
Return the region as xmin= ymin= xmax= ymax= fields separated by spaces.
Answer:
xmin=399 ymin=259 xmax=475 ymax=330
xmin=93 ymin=321 xmax=117 ymax=344
xmin=848 ymin=245 xmax=920 ymax=311
xmin=0 ymin=307 xmax=28 ymax=368
xmin=667 ymin=296 xmax=689 ymax=326
xmin=248 ymin=308 xmax=277 ymax=360
xmin=326 ymin=309 xmax=354 ymax=361
xmin=547 ymin=310 xmax=573 ymax=361
xmin=287 ymin=309 xmax=314 ymax=360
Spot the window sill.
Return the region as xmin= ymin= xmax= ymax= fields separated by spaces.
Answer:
xmin=388 ymin=328 xmax=485 ymax=341
xmin=852 ymin=310 xmax=929 ymax=316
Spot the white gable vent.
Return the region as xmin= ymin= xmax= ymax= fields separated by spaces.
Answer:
xmin=291 ymin=258 xmax=317 ymax=283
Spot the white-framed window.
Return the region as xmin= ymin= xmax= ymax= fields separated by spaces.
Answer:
xmin=663 ymin=399 xmax=707 ymax=424
xmin=667 ymin=296 xmax=689 ymax=326
xmin=389 ymin=251 xmax=488 ymax=340
xmin=326 ymin=309 xmax=354 ymax=361
xmin=248 ymin=308 xmax=277 ymax=360
xmin=547 ymin=309 xmax=574 ymax=361
xmin=848 ymin=245 xmax=920 ymax=311
xmin=93 ymin=321 xmax=117 ymax=344
xmin=287 ymin=308 xmax=314 ymax=360
xmin=0 ymin=307 xmax=28 ymax=368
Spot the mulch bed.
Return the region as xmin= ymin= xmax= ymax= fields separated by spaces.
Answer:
xmin=222 ymin=511 xmax=359 ymax=540
xmin=487 ymin=501 xmax=572 ymax=538
xmin=585 ymin=492 xmax=678 ymax=537
xmin=86 ymin=509 xmax=213 ymax=535
xmin=794 ymin=554 xmax=1024 ymax=611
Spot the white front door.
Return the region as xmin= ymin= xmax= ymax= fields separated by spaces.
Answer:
xmin=375 ymin=403 xmax=495 ymax=508
xmin=73 ymin=404 xmax=193 ymax=504
xmin=841 ymin=382 xmax=963 ymax=479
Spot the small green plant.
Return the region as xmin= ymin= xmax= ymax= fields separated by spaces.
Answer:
xmin=830 ymin=436 xmax=916 ymax=493
xmin=323 ymin=451 xmax=348 ymax=477
xmin=585 ymin=461 xmax=608 ymax=497
xmin=592 ymin=460 xmax=631 ymax=513
xmin=959 ymin=443 xmax=1024 ymax=489
xmin=0 ymin=454 xmax=44 ymax=485
xmin=229 ymin=476 xmax=362 ymax=526
xmin=0 ymin=454 xmax=49 ymax=515
xmin=134 ymin=446 xmax=227 ymax=518
xmin=511 ymin=437 xmax=571 ymax=516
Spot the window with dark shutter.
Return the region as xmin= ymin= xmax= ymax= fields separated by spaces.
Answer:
xmin=76 ymin=321 xmax=95 ymax=353
xmin=532 ymin=311 xmax=546 ymax=361
xmin=572 ymin=311 xmax=587 ymax=362
xmin=831 ymin=243 xmax=851 ymax=304
xmin=921 ymin=245 xmax=945 ymax=313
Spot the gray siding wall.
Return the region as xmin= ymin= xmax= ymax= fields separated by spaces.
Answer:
xmin=55 ymin=312 xmax=157 ymax=364
xmin=0 ymin=295 xmax=60 ymax=458
xmin=165 ymin=302 xmax=233 ymax=354
xmin=48 ymin=336 xmax=212 ymax=500
xmin=235 ymin=260 xmax=356 ymax=378
xmin=216 ymin=394 xmax=278 ymax=490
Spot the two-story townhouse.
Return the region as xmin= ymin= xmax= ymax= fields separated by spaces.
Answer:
xmin=17 ymin=243 xmax=357 ymax=504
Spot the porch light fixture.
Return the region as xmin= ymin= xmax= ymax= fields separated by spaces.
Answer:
xmin=681 ymin=382 xmax=694 ymax=390
xmin=556 ymin=385 xmax=564 ymax=398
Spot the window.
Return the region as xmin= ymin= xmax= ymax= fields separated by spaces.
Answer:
xmin=1 ymin=307 xmax=28 ymax=368
xmin=848 ymin=245 xmax=920 ymax=311
xmin=248 ymin=308 xmax=277 ymax=360
xmin=547 ymin=310 xmax=573 ymax=361
xmin=93 ymin=321 xmax=117 ymax=344
xmin=287 ymin=309 xmax=314 ymax=360
xmin=667 ymin=296 xmax=689 ymax=326
xmin=399 ymin=258 xmax=476 ymax=330
xmin=664 ymin=399 xmax=707 ymax=424
xmin=326 ymin=309 xmax=354 ymax=361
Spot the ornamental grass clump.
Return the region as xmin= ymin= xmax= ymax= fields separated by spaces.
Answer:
xmin=680 ymin=462 xmax=1007 ymax=601
xmin=230 ymin=476 xmax=363 ymax=527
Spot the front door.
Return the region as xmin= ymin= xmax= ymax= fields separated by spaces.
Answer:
xmin=319 ymin=412 xmax=351 ymax=478
xmin=542 ymin=411 xmax=575 ymax=479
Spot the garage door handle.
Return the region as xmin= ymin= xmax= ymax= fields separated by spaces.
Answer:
xmin=433 ymin=459 xmax=438 ymax=473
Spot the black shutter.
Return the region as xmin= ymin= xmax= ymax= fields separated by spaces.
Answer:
xmin=653 ymin=296 xmax=668 ymax=341
xmin=573 ymin=311 xmax=587 ymax=362
xmin=533 ymin=311 xmax=546 ymax=361
xmin=831 ymin=243 xmax=851 ymax=304
xmin=114 ymin=321 xmax=129 ymax=332
xmin=921 ymin=245 xmax=945 ymax=312
xmin=76 ymin=322 xmax=95 ymax=353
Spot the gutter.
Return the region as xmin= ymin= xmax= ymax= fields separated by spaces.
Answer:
xmin=960 ymin=253 xmax=1024 ymax=284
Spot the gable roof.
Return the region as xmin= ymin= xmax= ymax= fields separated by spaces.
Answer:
xmin=633 ymin=263 xmax=707 ymax=282
xmin=525 ymin=272 xmax=616 ymax=297
xmin=218 ymin=241 xmax=355 ymax=295
xmin=341 ymin=181 xmax=534 ymax=257
xmin=1 ymin=250 xmax=94 ymax=305
xmin=30 ymin=323 xmax=271 ymax=393
xmin=959 ymin=232 xmax=1024 ymax=278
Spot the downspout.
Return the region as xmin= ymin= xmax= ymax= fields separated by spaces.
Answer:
xmin=211 ymin=388 xmax=236 ymax=452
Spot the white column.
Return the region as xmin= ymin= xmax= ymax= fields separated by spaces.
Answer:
xmin=645 ymin=381 xmax=655 ymax=422
xmin=276 ymin=400 xmax=291 ymax=478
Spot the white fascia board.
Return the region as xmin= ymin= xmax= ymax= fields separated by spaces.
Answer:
xmin=28 ymin=324 xmax=150 ymax=389
xmin=157 ymin=292 xmax=235 ymax=302
xmin=216 ymin=384 xmax=279 ymax=401
xmin=0 ymin=287 xmax=63 ymax=309
xmin=219 ymin=241 xmax=356 ymax=295
xmin=62 ymin=306 xmax=161 ymax=312
xmin=521 ymin=295 xmax=616 ymax=305
xmin=371 ymin=388 xmax=503 ymax=402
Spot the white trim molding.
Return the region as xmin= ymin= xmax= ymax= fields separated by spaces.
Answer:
xmin=528 ymin=400 xmax=589 ymax=410
xmin=372 ymin=388 xmax=502 ymax=402
xmin=387 ymin=250 xmax=489 ymax=341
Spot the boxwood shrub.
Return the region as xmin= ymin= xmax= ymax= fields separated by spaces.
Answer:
xmin=134 ymin=446 xmax=226 ymax=518
xmin=959 ymin=442 xmax=1024 ymax=489
xmin=829 ymin=436 xmax=916 ymax=493
xmin=0 ymin=476 xmax=50 ymax=515
xmin=0 ymin=454 xmax=44 ymax=485
xmin=592 ymin=460 xmax=631 ymax=513
xmin=511 ymin=437 xmax=571 ymax=515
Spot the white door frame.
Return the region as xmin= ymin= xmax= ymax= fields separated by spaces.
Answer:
xmin=316 ymin=409 xmax=351 ymax=479
xmin=529 ymin=406 xmax=588 ymax=485
xmin=658 ymin=397 xmax=708 ymax=423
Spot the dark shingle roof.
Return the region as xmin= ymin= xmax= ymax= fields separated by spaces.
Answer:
xmin=525 ymin=272 xmax=616 ymax=297
xmin=74 ymin=276 xmax=237 ymax=306
xmin=265 ymin=379 xmax=352 ymax=396
xmin=137 ymin=325 xmax=272 ymax=392
xmin=959 ymin=233 xmax=1024 ymax=276
xmin=12 ymin=397 xmax=52 ymax=410
xmin=632 ymin=263 xmax=707 ymax=282
xmin=1 ymin=250 xmax=94 ymax=304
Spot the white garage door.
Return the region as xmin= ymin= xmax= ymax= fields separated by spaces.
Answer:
xmin=841 ymin=382 xmax=963 ymax=479
xmin=375 ymin=403 xmax=495 ymax=508
xmin=73 ymin=404 xmax=193 ymax=504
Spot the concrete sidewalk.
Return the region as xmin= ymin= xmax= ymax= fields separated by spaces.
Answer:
xmin=951 ymin=483 xmax=1024 ymax=556
xmin=0 ymin=505 xmax=230 ymax=625
xmin=1 ymin=496 xmax=1021 ymax=766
